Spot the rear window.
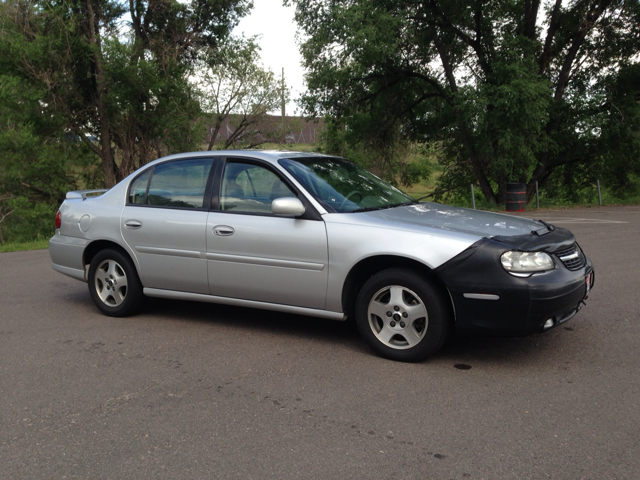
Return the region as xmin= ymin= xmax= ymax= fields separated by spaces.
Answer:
xmin=128 ymin=159 xmax=213 ymax=209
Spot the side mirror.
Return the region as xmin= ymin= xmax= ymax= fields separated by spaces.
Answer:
xmin=271 ymin=197 xmax=305 ymax=217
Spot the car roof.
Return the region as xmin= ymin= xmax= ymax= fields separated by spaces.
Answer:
xmin=144 ymin=150 xmax=337 ymax=169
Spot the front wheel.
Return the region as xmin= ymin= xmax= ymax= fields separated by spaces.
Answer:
xmin=355 ymin=268 xmax=452 ymax=362
xmin=88 ymin=249 xmax=144 ymax=317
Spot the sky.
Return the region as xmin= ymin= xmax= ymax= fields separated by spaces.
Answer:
xmin=232 ymin=0 xmax=306 ymax=115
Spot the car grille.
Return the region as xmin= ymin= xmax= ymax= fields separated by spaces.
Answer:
xmin=554 ymin=243 xmax=586 ymax=271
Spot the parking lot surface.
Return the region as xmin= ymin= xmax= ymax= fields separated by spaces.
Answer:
xmin=1 ymin=205 xmax=639 ymax=479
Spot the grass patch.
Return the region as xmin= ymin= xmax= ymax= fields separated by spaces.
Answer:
xmin=0 ymin=238 xmax=49 ymax=253
xmin=403 ymin=154 xmax=444 ymax=201
xmin=405 ymin=184 xmax=436 ymax=201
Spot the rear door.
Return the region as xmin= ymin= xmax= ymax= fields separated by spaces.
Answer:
xmin=122 ymin=157 xmax=214 ymax=294
xmin=206 ymin=159 xmax=329 ymax=309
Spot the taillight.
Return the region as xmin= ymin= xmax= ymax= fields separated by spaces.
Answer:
xmin=55 ymin=210 xmax=61 ymax=229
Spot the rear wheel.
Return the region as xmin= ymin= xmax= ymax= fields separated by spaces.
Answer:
xmin=88 ymin=249 xmax=143 ymax=317
xmin=355 ymin=268 xmax=451 ymax=362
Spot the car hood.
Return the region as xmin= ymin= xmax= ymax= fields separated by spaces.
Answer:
xmin=362 ymin=202 xmax=547 ymax=238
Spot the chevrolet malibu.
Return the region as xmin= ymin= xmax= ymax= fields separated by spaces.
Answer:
xmin=49 ymin=151 xmax=594 ymax=361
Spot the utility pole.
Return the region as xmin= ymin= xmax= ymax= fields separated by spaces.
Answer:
xmin=281 ymin=68 xmax=285 ymax=144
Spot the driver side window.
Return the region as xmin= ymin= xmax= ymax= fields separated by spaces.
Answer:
xmin=220 ymin=162 xmax=295 ymax=214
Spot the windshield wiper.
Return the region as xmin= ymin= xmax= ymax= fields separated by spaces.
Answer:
xmin=351 ymin=201 xmax=417 ymax=213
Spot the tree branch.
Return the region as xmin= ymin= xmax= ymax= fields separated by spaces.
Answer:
xmin=538 ymin=0 xmax=562 ymax=75
xmin=523 ymin=0 xmax=541 ymax=39
xmin=77 ymin=130 xmax=103 ymax=158
xmin=224 ymin=115 xmax=253 ymax=148
xmin=428 ymin=0 xmax=491 ymax=75
xmin=20 ymin=182 xmax=49 ymax=197
xmin=554 ymin=1 xmax=611 ymax=101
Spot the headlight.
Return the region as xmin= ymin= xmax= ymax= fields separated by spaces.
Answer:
xmin=500 ymin=251 xmax=555 ymax=273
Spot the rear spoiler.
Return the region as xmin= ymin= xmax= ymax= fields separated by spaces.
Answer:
xmin=65 ymin=189 xmax=109 ymax=200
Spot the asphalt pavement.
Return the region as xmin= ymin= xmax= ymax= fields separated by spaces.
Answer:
xmin=1 ymin=205 xmax=639 ymax=479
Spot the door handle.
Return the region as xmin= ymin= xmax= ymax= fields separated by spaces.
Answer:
xmin=213 ymin=225 xmax=235 ymax=236
xmin=124 ymin=220 xmax=143 ymax=229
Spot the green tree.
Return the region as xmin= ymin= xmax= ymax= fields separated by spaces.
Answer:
xmin=595 ymin=64 xmax=640 ymax=193
xmin=0 ymin=0 xmax=250 ymax=242
xmin=1 ymin=0 xmax=251 ymax=188
xmin=197 ymin=36 xmax=289 ymax=150
xmin=0 ymin=27 xmax=100 ymax=243
xmin=287 ymin=0 xmax=640 ymax=204
xmin=318 ymin=116 xmax=432 ymax=187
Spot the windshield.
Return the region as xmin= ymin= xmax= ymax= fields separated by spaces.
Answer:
xmin=279 ymin=157 xmax=415 ymax=213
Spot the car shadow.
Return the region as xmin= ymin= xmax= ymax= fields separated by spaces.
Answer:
xmin=143 ymin=296 xmax=365 ymax=349
xmin=437 ymin=327 xmax=572 ymax=366
xmin=141 ymin=296 xmax=572 ymax=365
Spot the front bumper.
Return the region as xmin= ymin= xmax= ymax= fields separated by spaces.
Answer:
xmin=435 ymin=237 xmax=594 ymax=336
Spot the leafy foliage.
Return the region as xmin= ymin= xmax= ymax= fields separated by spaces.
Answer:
xmin=595 ymin=64 xmax=640 ymax=193
xmin=0 ymin=0 xmax=251 ymax=242
xmin=1 ymin=0 xmax=251 ymax=188
xmin=317 ymin=117 xmax=432 ymax=187
xmin=198 ymin=36 xmax=288 ymax=149
xmin=287 ymin=0 xmax=640 ymax=205
xmin=0 ymin=39 xmax=100 ymax=243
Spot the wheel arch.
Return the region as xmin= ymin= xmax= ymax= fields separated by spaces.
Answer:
xmin=83 ymin=240 xmax=139 ymax=278
xmin=341 ymin=255 xmax=453 ymax=320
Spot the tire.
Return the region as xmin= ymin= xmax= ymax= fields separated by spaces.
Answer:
xmin=88 ymin=249 xmax=144 ymax=317
xmin=355 ymin=268 xmax=452 ymax=362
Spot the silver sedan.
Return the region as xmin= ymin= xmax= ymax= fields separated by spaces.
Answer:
xmin=50 ymin=151 xmax=594 ymax=361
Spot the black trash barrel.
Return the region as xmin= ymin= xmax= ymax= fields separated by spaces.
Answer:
xmin=506 ymin=183 xmax=526 ymax=212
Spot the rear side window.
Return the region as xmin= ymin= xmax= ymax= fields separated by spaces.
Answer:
xmin=129 ymin=169 xmax=151 ymax=204
xmin=128 ymin=159 xmax=213 ymax=209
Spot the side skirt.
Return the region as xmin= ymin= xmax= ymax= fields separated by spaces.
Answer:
xmin=143 ymin=288 xmax=347 ymax=321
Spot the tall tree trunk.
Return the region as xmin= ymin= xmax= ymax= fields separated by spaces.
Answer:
xmin=434 ymin=34 xmax=497 ymax=204
xmin=459 ymin=123 xmax=498 ymax=204
xmin=83 ymin=0 xmax=117 ymax=188
xmin=526 ymin=0 xmax=610 ymax=204
xmin=207 ymin=116 xmax=224 ymax=150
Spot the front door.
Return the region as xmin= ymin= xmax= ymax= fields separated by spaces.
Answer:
xmin=206 ymin=160 xmax=328 ymax=309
